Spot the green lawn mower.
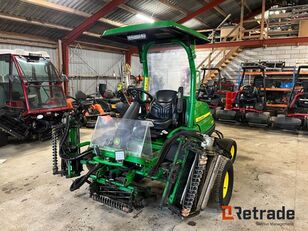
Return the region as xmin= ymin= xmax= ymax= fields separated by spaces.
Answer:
xmin=53 ymin=21 xmax=237 ymax=218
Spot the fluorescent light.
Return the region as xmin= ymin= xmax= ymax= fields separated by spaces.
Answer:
xmin=136 ymin=13 xmax=155 ymax=23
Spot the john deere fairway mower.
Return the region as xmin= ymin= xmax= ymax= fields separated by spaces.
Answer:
xmin=53 ymin=21 xmax=237 ymax=217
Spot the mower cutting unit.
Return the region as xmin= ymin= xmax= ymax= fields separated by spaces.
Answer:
xmin=272 ymin=65 xmax=308 ymax=130
xmin=198 ymin=67 xmax=234 ymax=117
xmin=53 ymin=21 xmax=237 ymax=218
xmin=216 ymin=62 xmax=270 ymax=126
xmin=0 ymin=49 xmax=69 ymax=146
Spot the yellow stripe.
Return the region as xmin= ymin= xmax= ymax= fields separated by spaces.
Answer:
xmin=195 ymin=112 xmax=211 ymax=123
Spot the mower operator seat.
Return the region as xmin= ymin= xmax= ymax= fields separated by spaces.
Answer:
xmin=148 ymin=90 xmax=178 ymax=130
xmin=298 ymin=81 xmax=308 ymax=108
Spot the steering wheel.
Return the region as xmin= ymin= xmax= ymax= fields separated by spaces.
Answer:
xmin=242 ymin=85 xmax=255 ymax=98
xmin=127 ymin=87 xmax=154 ymax=104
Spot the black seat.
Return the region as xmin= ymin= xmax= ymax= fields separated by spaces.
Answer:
xmin=254 ymin=75 xmax=264 ymax=88
xmin=239 ymin=85 xmax=258 ymax=106
xmin=148 ymin=90 xmax=178 ymax=130
xmin=298 ymin=81 xmax=308 ymax=108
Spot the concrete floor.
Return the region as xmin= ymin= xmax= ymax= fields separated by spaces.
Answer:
xmin=0 ymin=124 xmax=307 ymax=231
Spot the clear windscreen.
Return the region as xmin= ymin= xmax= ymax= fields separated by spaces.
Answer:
xmin=147 ymin=44 xmax=191 ymax=96
xmin=27 ymin=85 xmax=67 ymax=109
xmin=16 ymin=56 xmax=61 ymax=82
xmin=91 ymin=117 xmax=152 ymax=158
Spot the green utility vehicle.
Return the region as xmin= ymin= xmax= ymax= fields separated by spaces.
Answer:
xmin=53 ymin=21 xmax=237 ymax=217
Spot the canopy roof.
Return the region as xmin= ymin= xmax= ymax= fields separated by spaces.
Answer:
xmin=102 ymin=21 xmax=209 ymax=46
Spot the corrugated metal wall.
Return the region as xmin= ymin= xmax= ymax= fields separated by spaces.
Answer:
xmin=0 ymin=43 xmax=127 ymax=96
xmin=69 ymin=47 xmax=124 ymax=76
xmin=68 ymin=47 xmax=125 ymax=96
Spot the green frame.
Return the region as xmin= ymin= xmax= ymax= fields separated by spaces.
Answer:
xmin=103 ymin=21 xmax=211 ymax=129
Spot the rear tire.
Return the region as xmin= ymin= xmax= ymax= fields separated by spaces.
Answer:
xmin=216 ymin=138 xmax=237 ymax=162
xmin=0 ymin=131 xmax=8 ymax=147
xmin=208 ymin=157 xmax=234 ymax=209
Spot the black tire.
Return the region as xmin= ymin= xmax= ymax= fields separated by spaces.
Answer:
xmin=208 ymin=156 xmax=234 ymax=209
xmin=216 ymin=138 xmax=237 ymax=162
xmin=0 ymin=131 xmax=8 ymax=147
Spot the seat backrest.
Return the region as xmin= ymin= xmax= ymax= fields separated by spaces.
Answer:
xmin=150 ymin=90 xmax=177 ymax=120
xmin=99 ymin=83 xmax=107 ymax=97
xmin=75 ymin=90 xmax=87 ymax=100
xmin=254 ymin=75 xmax=264 ymax=88
xmin=302 ymin=81 xmax=308 ymax=92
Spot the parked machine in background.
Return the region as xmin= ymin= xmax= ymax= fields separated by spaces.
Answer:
xmin=216 ymin=62 xmax=270 ymax=126
xmin=198 ymin=67 xmax=234 ymax=117
xmin=272 ymin=65 xmax=308 ymax=130
xmin=0 ymin=49 xmax=69 ymax=146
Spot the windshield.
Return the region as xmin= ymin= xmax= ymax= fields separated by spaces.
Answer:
xmin=147 ymin=44 xmax=190 ymax=96
xmin=91 ymin=117 xmax=152 ymax=158
xmin=27 ymin=85 xmax=66 ymax=109
xmin=16 ymin=56 xmax=61 ymax=82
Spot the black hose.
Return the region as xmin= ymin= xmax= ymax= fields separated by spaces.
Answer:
xmin=148 ymin=130 xmax=204 ymax=176
xmin=213 ymin=130 xmax=224 ymax=139
xmin=70 ymin=164 xmax=101 ymax=191
xmin=59 ymin=114 xmax=93 ymax=161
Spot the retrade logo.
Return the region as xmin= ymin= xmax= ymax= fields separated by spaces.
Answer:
xmin=222 ymin=206 xmax=234 ymax=220
xmin=221 ymin=206 xmax=295 ymax=221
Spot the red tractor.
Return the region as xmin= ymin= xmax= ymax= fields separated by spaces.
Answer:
xmin=0 ymin=49 xmax=69 ymax=146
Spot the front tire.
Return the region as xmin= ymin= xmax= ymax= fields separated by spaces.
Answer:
xmin=208 ymin=156 xmax=234 ymax=208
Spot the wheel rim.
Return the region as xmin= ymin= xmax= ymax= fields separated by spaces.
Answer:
xmin=230 ymin=145 xmax=235 ymax=159
xmin=223 ymin=172 xmax=229 ymax=199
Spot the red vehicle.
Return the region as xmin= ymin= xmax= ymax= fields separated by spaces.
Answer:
xmin=0 ymin=49 xmax=69 ymax=146
xmin=197 ymin=67 xmax=234 ymax=117
xmin=216 ymin=63 xmax=270 ymax=126
xmin=272 ymin=66 xmax=308 ymax=130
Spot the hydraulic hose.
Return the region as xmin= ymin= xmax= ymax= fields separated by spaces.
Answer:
xmin=70 ymin=164 xmax=102 ymax=191
xmin=59 ymin=114 xmax=93 ymax=161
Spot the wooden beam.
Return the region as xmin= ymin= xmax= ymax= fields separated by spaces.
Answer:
xmin=0 ymin=14 xmax=101 ymax=37
xmin=0 ymin=30 xmax=127 ymax=55
xmin=239 ymin=0 xmax=244 ymax=40
xmin=159 ymin=0 xmax=210 ymax=28
xmin=20 ymin=0 xmax=125 ymax=27
xmin=0 ymin=31 xmax=56 ymax=46
xmin=196 ymin=37 xmax=308 ymax=49
xmin=0 ymin=14 xmax=127 ymax=52
xmin=260 ymin=0 xmax=266 ymax=39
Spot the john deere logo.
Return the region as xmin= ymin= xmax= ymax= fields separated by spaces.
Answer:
xmin=114 ymin=137 xmax=121 ymax=146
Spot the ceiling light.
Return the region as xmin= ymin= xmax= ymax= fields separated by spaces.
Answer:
xmin=136 ymin=13 xmax=155 ymax=23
